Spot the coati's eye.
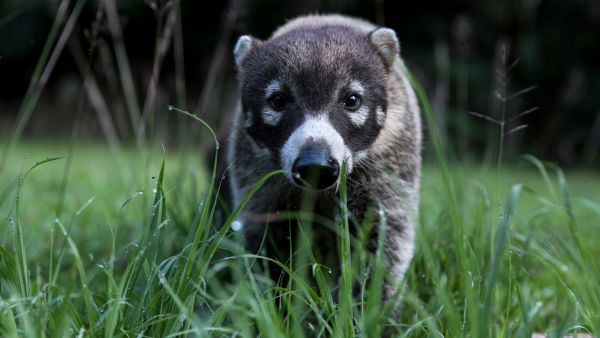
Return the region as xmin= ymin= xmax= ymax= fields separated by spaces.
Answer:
xmin=268 ymin=93 xmax=288 ymax=111
xmin=344 ymin=93 xmax=362 ymax=110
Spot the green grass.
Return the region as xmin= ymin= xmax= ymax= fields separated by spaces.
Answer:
xmin=1 ymin=137 xmax=599 ymax=337
xmin=1 ymin=4 xmax=598 ymax=335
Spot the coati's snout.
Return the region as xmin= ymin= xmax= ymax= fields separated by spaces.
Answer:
xmin=280 ymin=115 xmax=353 ymax=190
xmin=291 ymin=142 xmax=340 ymax=190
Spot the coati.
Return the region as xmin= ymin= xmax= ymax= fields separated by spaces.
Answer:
xmin=225 ymin=14 xmax=422 ymax=302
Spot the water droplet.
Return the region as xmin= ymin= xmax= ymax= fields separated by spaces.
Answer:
xmin=231 ymin=220 xmax=243 ymax=231
xmin=167 ymin=105 xmax=174 ymax=111
xmin=152 ymin=188 xmax=157 ymax=193
xmin=151 ymin=176 xmax=156 ymax=180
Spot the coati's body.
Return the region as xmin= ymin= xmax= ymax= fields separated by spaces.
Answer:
xmin=226 ymin=15 xmax=421 ymax=301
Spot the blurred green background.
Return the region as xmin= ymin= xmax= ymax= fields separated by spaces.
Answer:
xmin=1 ymin=0 xmax=599 ymax=167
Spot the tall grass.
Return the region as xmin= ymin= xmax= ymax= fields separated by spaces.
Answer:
xmin=1 ymin=2 xmax=600 ymax=337
xmin=2 ymin=94 xmax=599 ymax=337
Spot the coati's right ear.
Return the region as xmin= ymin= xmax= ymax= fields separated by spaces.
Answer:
xmin=233 ymin=35 xmax=262 ymax=70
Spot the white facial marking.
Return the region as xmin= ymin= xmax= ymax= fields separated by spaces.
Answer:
xmin=261 ymin=108 xmax=282 ymax=126
xmin=265 ymin=80 xmax=281 ymax=98
xmin=376 ymin=106 xmax=386 ymax=126
xmin=349 ymin=80 xmax=365 ymax=95
xmin=260 ymin=80 xmax=284 ymax=126
xmin=281 ymin=115 xmax=353 ymax=180
xmin=346 ymin=80 xmax=368 ymax=127
xmin=348 ymin=106 xmax=369 ymax=127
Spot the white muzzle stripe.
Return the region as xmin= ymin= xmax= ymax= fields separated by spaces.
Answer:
xmin=280 ymin=115 xmax=353 ymax=180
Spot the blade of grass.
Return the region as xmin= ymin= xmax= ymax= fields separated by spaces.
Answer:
xmin=335 ymin=161 xmax=353 ymax=337
xmin=103 ymin=0 xmax=142 ymax=139
xmin=481 ymin=183 xmax=523 ymax=336
xmin=54 ymin=217 xmax=98 ymax=333
xmin=1 ymin=0 xmax=85 ymax=173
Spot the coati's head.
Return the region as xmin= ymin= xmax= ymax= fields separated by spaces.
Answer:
xmin=234 ymin=23 xmax=400 ymax=191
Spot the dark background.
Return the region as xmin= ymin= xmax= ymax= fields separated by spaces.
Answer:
xmin=1 ymin=0 xmax=599 ymax=166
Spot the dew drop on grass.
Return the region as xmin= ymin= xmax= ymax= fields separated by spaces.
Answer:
xmin=151 ymin=176 xmax=156 ymax=180
xmin=152 ymin=188 xmax=157 ymax=194
xmin=231 ymin=220 xmax=242 ymax=231
xmin=167 ymin=105 xmax=174 ymax=111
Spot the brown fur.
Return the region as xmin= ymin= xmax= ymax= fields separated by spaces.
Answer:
xmin=226 ymin=14 xmax=422 ymax=304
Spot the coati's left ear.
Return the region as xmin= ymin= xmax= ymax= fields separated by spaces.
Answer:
xmin=369 ymin=28 xmax=400 ymax=66
xmin=233 ymin=35 xmax=262 ymax=71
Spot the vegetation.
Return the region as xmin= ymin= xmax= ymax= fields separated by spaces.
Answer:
xmin=1 ymin=130 xmax=599 ymax=336
xmin=1 ymin=1 xmax=599 ymax=336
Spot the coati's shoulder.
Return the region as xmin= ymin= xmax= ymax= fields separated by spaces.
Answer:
xmin=271 ymin=14 xmax=377 ymax=37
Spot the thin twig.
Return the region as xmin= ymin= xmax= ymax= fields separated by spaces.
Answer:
xmin=506 ymin=85 xmax=538 ymax=101
xmin=504 ymin=124 xmax=529 ymax=136
xmin=469 ymin=111 xmax=501 ymax=124
xmin=103 ymin=0 xmax=142 ymax=137
xmin=137 ymin=5 xmax=177 ymax=145
xmin=508 ymin=106 xmax=539 ymax=122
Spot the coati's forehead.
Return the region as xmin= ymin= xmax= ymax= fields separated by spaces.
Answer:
xmin=243 ymin=25 xmax=386 ymax=105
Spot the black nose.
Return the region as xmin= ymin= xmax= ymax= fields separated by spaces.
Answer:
xmin=291 ymin=143 xmax=340 ymax=190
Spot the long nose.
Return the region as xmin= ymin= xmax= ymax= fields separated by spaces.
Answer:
xmin=291 ymin=142 xmax=340 ymax=190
